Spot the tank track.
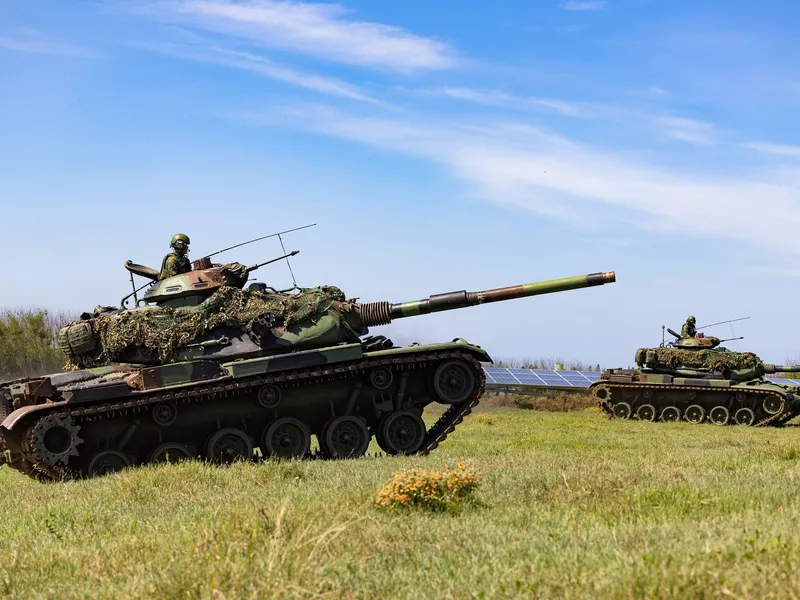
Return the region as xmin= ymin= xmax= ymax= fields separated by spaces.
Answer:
xmin=593 ymin=382 xmax=795 ymax=427
xmin=9 ymin=349 xmax=485 ymax=482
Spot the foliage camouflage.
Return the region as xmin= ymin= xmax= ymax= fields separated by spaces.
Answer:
xmin=62 ymin=285 xmax=348 ymax=368
xmin=641 ymin=347 xmax=762 ymax=371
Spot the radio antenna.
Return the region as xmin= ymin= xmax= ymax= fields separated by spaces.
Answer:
xmin=199 ymin=223 xmax=316 ymax=260
xmin=278 ymin=233 xmax=298 ymax=289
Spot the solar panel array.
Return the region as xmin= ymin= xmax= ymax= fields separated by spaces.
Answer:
xmin=482 ymin=367 xmax=800 ymax=389
xmin=483 ymin=368 xmax=601 ymax=388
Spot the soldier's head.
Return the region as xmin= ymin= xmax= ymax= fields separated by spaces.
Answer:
xmin=688 ymin=315 xmax=696 ymax=324
xmin=170 ymin=233 xmax=190 ymax=256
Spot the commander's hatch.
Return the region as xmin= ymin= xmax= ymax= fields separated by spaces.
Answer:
xmin=124 ymin=260 xmax=159 ymax=281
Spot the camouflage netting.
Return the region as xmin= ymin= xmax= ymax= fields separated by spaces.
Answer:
xmin=65 ymin=285 xmax=348 ymax=368
xmin=644 ymin=348 xmax=762 ymax=371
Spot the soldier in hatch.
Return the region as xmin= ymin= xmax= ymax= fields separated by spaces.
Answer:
xmin=681 ymin=315 xmax=697 ymax=339
xmin=158 ymin=233 xmax=192 ymax=280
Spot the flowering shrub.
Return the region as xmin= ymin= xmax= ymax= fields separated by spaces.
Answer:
xmin=374 ymin=463 xmax=482 ymax=512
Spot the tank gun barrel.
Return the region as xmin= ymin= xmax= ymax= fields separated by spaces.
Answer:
xmin=357 ymin=271 xmax=616 ymax=327
xmin=764 ymin=365 xmax=800 ymax=374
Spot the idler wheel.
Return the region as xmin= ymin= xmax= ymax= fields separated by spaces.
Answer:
xmin=322 ymin=416 xmax=370 ymax=459
xmin=685 ymin=404 xmax=706 ymax=424
xmin=31 ymin=415 xmax=83 ymax=466
xmin=87 ymin=450 xmax=131 ymax=477
xmin=708 ymin=406 xmax=730 ymax=426
xmin=376 ymin=410 xmax=426 ymax=455
xmin=152 ymin=403 xmax=178 ymax=427
xmin=763 ymin=395 xmax=782 ymax=415
xmin=257 ymin=385 xmax=282 ymax=409
xmin=261 ymin=418 xmax=311 ymax=459
xmin=660 ymin=406 xmax=682 ymax=422
xmin=150 ymin=443 xmax=193 ymax=463
xmin=369 ymin=367 xmax=394 ymax=390
xmin=205 ymin=428 xmax=253 ymax=464
xmin=635 ymin=404 xmax=657 ymax=422
xmin=612 ymin=402 xmax=632 ymax=419
xmin=734 ymin=407 xmax=756 ymax=426
xmin=433 ymin=360 xmax=476 ymax=405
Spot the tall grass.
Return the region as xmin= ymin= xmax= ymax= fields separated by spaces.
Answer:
xmin=4 ymin=407 xmax=800 ymax=599
xmin=0 ymin=309 xmax=74 ymax=380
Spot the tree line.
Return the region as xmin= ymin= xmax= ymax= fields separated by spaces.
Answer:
xmin=0 ymin=309 xmax=73 ymax=380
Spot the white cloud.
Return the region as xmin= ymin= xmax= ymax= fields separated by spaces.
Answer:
xmin=559 ymin=1 xmax=606 ymax=11
xmin=145 ymin=0 xmax=455 ymax=71
xmin=234 ymin=104 xmax=800 ymax=254
xmin=744 ymin=142 xmax=800 ymax=159
xmin=656 ymin=116 xmax=714 ymax=144
xmin=142 ymin=40 xmax=382 ymax=103
xmin=432 ymin=87 xmax=592 ymax=117
xmin=741 ymin=266 xmax=800 ymax=277
xmin=0 ymin=32 xmax=100 ymax=58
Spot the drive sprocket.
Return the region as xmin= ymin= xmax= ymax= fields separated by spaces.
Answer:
xmin=30 ymin=414 xmax=83 ymax=466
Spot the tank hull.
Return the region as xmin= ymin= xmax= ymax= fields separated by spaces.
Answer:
xmin=590 ymin=369 xmax=800 ymax=427
xmin=0 ymin=339 xmax=490 ymax=481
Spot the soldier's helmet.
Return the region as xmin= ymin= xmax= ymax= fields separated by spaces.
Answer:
xmin=688 ymin=315 xmax=696 ymax=323
xmin=170 ymin=233 xmax=191 ymax=253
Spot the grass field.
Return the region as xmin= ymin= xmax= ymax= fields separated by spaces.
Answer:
xmin=2 ymin=404 xmax=800 ymax=599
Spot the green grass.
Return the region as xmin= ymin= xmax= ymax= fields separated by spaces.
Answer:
xmin=3 ymin=406 xmax=800 ymax=599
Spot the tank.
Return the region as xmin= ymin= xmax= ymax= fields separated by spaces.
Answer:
xmin=589 ymin=330 xmax=800 ymax=427
xmin=0 ymin=257 xmax=616 ymax=481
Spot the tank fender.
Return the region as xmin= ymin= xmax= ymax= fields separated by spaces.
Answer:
xmin=462 ymin=346 xmax=492 ymax=363
xmin=1 ymin=400 xmax=70 ymax=434
xmin=363 ymin=339 xmax=491 ymax=363
xmin=224 ymin=343 xmax=365 ymax=379
xmin=125 ymin=361 xmax=229 ymax=391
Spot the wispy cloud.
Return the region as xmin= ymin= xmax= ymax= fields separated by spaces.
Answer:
xmin=140 ymin=40 xmax=383 ymax=103
xmin=656 ymin=116 xmax=714 ymax=144
xmin=740 ymin=266 xmax=800 ymax=278
xmin=428 ymin=87 xmax=593 ymax=117
xmin=0 ymin=30 xmax=100 ymax=58
xmin=559 ymin=1 xmax=606 ymax=11
xmin=234 ymin=103 xmax=800 ymax=254
xmin=744 ymin=142 xmax=800 ymax=159
xmin=142 ymin=0 xmax=455 ymax=72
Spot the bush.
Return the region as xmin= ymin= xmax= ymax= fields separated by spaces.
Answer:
xmin=0 ymin=309 xmax=73 ymax=379
xmin=374 ymin=463 xmax=482 ymax=513
xmin=483 ymin=391 xmax=596 ymax=412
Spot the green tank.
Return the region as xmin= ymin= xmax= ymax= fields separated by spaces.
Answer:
xmin=0 ymin=256 xmax=616 ymax=481
xmin=589 ymin=330 xmax=800 ymax=427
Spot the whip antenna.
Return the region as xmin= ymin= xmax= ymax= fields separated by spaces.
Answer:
xmin=696 ymin=316 xmax=750 ymax=330
xmin=199 ymin=223 xmax=316 ymax=260
xmin=278 ymin=233 xmax=298 ymax=289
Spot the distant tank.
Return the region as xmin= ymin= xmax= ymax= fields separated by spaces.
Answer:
xmin=590 ymin=328 xmax=800 ymax=427
xmin=0 ymin=252 xmax=616 ymax=480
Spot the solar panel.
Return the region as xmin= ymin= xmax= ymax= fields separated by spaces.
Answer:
xmin=482 ymin=367 xmax=600 ymax=388
xmin=766 ymin=377 xmax=800 ymax=386
xmin=483 ymin=369 xmax=800 ymax=390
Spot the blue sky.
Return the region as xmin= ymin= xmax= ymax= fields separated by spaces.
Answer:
xmin=2 ymin=0 xmax=799 ymax=367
